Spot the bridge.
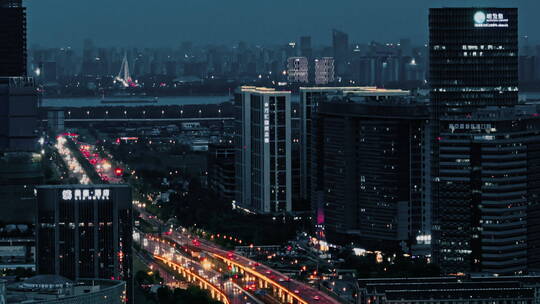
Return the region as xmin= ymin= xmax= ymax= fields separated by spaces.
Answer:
xmin=53 ymin=117 xmax=234 ymax=122
xmin=138 ymin=232 xmax=262 ymax=304
xmin=138 ymin=207 xmax=341 ymax=304
xmin=154 ymin=255 xmax=231 ymax=304
xmin=42 ymin=116 xmax=235 ymax=127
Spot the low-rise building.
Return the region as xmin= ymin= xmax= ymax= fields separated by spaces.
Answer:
xmin=358 ymin=276 xmax=540 ymax=304
xmin=4 ymin=275 xmax=125 ymax=304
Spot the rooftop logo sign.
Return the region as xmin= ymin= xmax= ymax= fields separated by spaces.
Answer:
xmin=62 ymin=189 xmax=110 ymax=201
xmin=474 ymin=11 xmax=509 ymax=28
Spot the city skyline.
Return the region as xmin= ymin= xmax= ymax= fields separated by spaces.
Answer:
xmin=27 ymin=0 xmax=540 ymax=48
xmin=4 ymin=0 xmax=540 ymax=303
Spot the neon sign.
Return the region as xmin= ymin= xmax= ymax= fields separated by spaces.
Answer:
xmin=263 ymin=102 xmax=270 ymax=144
xmin=448 ymin=123 xmax=492 ymax=131
xmin=474 ymin=11 xmax=508 ymax=28
xmin=62 ymin=189 xmax=110 ymax=201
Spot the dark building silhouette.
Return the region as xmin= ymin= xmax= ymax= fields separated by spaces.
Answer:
xmin=0 ymin=0 xmax=39 ymax=277
xmin=435 ymin=106 xmax=540 ymax=275
xmin=300 ymin=36 xmax=314 ymax=82
xmin=300 ymin=36 xmax=312 ymax=59
xmin=0 ymin=77 xmax=38 ymax=151
xmin=0 ymin=0 xmax=27 ymax=77
xmin=312 ymin=89 xmax=431 ymax=250
xmin=36 ymin=185 xmax=133 ymax=303
xmin=519 ymin=55 xmax=536 ymax=83
xmin=208 ymin=143 xmax=235 ymax=202
xmin=332 ymin=30 xmax=349 ymax=78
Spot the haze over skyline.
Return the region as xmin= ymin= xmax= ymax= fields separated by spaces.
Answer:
xmin=28 ymin=0 xmax=539 ymax=48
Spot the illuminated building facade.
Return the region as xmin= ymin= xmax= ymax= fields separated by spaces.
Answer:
xmin=314 ymin=57 xmax=335 ymax=85
xmin=36 ymin=184 xmax=133 ymax=303
xmin=234 ymin=86 xmax=292 ymax=213
xmin=287 ymin=57 xmax=309 ymax=83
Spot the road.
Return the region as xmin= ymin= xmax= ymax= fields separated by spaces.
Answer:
xmin=142 ymin=233 xmax=262 ymax=304
xmin=72 ymin=135 xmax=341 ymax=304
xmin=55 ymin=135 xmax=123 ymax=184
xmin=77 ymin=141 xmax=123 ymax=183
xmin=135 ymin=249 xmax=182 ymax=287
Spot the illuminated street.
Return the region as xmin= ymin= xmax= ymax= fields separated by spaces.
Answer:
xmin=137 ymin=208 xmax=340 ymax=304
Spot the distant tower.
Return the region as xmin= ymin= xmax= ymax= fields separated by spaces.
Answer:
xmin=300 ymin=36 xmax=312 ymax=59
xmin=287 ymin=57 xmax=309 ymax=83
xmin=314 ymin=57 xmax=335 ymax=85
xmin=0 ymin=0 xmax=27 ymax=77
xmin=332 ymin=29 xmax=349 ymax=78
xmin=115 ymin=54 xmax=133 ymax=87
xmin=115 ymin=54 xmax=132 ymax=87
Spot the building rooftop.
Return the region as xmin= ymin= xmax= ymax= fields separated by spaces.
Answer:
xmin=0 ymin=77 xmax=34 ymax=89
xmin=440 ymin=105 xmax=540 ymax=121
xmin=21 ymin=275 xmax=74 ymax=288
xmin=5 ymin=276 xmax=125 ymax=304
xmin=0 ymin=0 xmax=23 ymax=8
xmin=238 ymin=86 xmax=291 ymax=95
xmin=36 ymin=184 xmax=130 ymax=189
xmin=358 ymin=276 xmax=540 ymax=302
xmin=300 ymin=86 xmax=410 ymax=96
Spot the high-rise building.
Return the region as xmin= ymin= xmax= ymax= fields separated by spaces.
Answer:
xmin=300 ymin=36 xmax=314 ymax=82
xmin=0 ymin=76 xmax=40 ymax=275
xmin=332 ymin=30 xmax=349 ymax=78
xmin=300 ymin=87 xmax=393 ymax=205
xmin=535 ymin=45 xmax=540 ymax=81
xmin=300 ymin=36 xmax=312 ymax=59
xmin=0 ymin=0 xmax=27 ymax=77
xmin=311 ymin=88 xmax=431 ymax=249
xmin=0 ymin=1 xmax=40 ymax=278
xmin=429 ymin=8 xmax=540 ymax=275
xmin=429 ymin=8 xmax=518 ymax=116
xmin=519 ymin=55 xmax=535 ymax=83
xmin=314 ymin=57 xmax=335 ymax=85
xmin=234 ymin=86 xmax=292 ymax=213
xmin=287 ymin=57 xmax=309 ymax=83
xmin=435 ymin=106 xmax=540 ymax=275
xmin=35 ymin=185 xmax=133 ymax=302
xmin=291 ymin=104 xmax=304 ymax=211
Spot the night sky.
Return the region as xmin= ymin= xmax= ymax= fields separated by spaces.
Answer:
xmin=27 ymin=0 xmax=539 ymax=48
